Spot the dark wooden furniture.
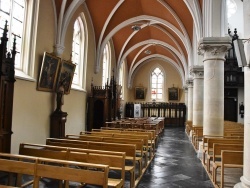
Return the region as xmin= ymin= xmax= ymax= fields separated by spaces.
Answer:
xmin=125 ymin=102 xmax=186 ymax=127
xmin=50 ymin=111 xmax=68 ymax=138
xmin=87 ymin=76 xmax=121 ymax=131
xmin=0 ymin=21 xmax=16 ymax=153
xmin=224 ymin=29 xmax=244 ymax=87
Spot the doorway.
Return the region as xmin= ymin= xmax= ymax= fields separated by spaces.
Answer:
xmin=224 ymin=88 xmax=238 ymax=122
xmin=93 ymin=100 xmax=104 ymax=129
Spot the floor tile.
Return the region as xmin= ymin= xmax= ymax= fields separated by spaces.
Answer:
xmin=137 ymin=127 xmax=214 ymax=188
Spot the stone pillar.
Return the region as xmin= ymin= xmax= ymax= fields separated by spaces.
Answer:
xmin=186 ymin=79 xmax=193 ymax=121
xmin=235 ymin=0 xmax=250 ymax=187
xmin=235 ymin=67 xmax=250 ymax=188
xmin=198 ymin=37 xmax=231 ymax=136
xmin=190 ymin=66 xmax=204 ymax=127
xmin=183 ymin=85 xmax=188 ymax=117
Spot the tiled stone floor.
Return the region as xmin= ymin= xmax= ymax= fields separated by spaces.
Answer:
xmin=137 ymin=127 xmax=214 ymax=188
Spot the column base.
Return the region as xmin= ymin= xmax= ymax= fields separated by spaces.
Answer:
xmin=234 ymin=176 xmax=250 ymax=188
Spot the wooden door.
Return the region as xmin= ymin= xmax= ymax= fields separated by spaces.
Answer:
xmin=224 ymin=97 xmax=237 ymax=122
xmin=93 ymin=100 xmax=104 ymax=129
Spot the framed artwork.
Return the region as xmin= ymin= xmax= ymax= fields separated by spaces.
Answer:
xmin=37 ymin=52 xmax=61 ymax=92
xmin=135 ymin=87 xmax=146 ymax=100
xmin=56 ymin=60 xmax=76 ymax=94
xmin=168 ymin=87 xmax=179 ymax=101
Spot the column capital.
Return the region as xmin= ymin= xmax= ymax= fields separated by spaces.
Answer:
xmin=198 ymin=37 xmax=232 ymax=61
xmin=186 ymin=79 xmax=193 ymax=88
xmin=53 ymin=44 xmax=65 ymax=57
xmin=190 ymin=65 xmax=204 ymax=79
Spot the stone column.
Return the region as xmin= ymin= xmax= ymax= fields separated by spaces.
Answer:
xmin=190 ymin=66 xmax=204 ymax=127
xmin=235 ymin=67 xmax=250 ymax=188
xmin=235 ymin=0 xmax=250 ymax=187
xmin=183 ymin=85 xmax=188 ymax=120
xmin=186 ymin=79 xmax=193 ymax=121
xmin=198 ymin=37 xmax=231 ymax=136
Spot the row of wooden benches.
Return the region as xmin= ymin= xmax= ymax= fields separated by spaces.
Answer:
xmin=185 ymin=121 xmax=244 ymax=188
xmin=105 ymin=117 xmax=165 ymax=135
xmin=0 ymin=128 xmax=159 ymax=188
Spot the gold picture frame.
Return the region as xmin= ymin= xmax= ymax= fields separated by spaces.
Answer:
xmin=56 ymin=60 xmax=76 ymax=95
xmin=135 ymin=87 xmax=146 ymax=100
xmin=37 ymin=52 xmax=61 ymax=92
xmin=168 ymin=87 xmax=179 ymax=101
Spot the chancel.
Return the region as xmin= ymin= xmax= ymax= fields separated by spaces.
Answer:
xmin=0 ymin=0 xmax=249 ymax=188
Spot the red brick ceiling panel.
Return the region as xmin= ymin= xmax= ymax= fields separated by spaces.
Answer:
xmin=155 ymin=46 xmax=184 ymax=71
xmin=149 ymin=25 xmax=180 ymax=52
xmin=85 ymin=0 xmax=119 ymax=44
xmin=134 ymin=45 xmax=179 ymax=67
xmin=103 ymin=0 xmax=144 ymax=37
xmin=112 ymin=26 xmax=133 ymax=62
xmin=163 ymin=0 xmax=193 ymax=42
xmin=133 ymin=46 xmax=157 ymax=63
xmin=125 ymin=45 xmax=144 ymax=69
xmin=123 ymin=26 xmax=152 ymax=53
xmin=139 ymin=0 xmax=182 ymax=31
xmin=160 ymin=24 xmax=188 ymax=62
xmin=155 ymin=46 xmax=179 ymax=62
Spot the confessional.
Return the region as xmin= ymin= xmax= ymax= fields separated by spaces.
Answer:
xmin=87 ymin=76 xmax=121 ymax=131
xmin=0 ymin=21 xmax=16 ymax=153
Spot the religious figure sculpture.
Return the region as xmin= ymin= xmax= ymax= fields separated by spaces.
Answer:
xmin=56 ymin=80 xmax=65 ymax=112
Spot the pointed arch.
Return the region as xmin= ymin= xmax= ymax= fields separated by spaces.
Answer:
xmin=150 ymin=65 xmax=165 ymax=101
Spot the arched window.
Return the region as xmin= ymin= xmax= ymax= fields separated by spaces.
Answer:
xmin=0 ymin=0 xmax=24 ymax=69
xmin=0 ymin=0 xmax=39 ymax=80
xmin=151 ymin=67 xmax=164 ymax=100
xmin=71 ymin=15 xmax=87 ymax=90
xmin=72 ymin=18 xmax=81 ymax=85
xmin=119 ymin=61 xmax=125 ymax=99
xmin=102 ymin=43 xmax=111 ymax=87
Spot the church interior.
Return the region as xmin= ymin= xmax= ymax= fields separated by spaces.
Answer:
xmin=0 ymin=0 xmax=249 ymax=187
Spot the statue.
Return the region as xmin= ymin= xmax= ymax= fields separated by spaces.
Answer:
xmin=56 ymin=80 xmax=65 ymax=112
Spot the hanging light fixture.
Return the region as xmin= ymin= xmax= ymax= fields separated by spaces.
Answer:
xmin=131 ymin=25 xmax=141 ymax=31
xmin=144 ymin=50 xmax=151 ymax=54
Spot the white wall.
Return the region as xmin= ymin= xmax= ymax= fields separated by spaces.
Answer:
xmin=11 ymin=1 xmax=96 ymax=154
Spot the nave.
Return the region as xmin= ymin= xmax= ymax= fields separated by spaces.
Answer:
xmin=138 ymin=127 xmax=213 ymax=188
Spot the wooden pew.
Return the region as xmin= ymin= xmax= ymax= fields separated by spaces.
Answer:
xmin=0 ymin=153 xmax=37 ymax=187
xmin=78 ymin=131 xmax=151 ymax=162
xmin=46 ymin=138 xmax=136 ymax=188
xmin=211 ymin=145 xmax=243 ymax=186
xmin=0 ymin=152 xmax=110 ymax=188
xmin=89 ymin=127 xmax=157 ymax=156
xmin=81 ymin=131 xmax=150 ymax=155
xmin=35 ymin=157 xmax=110 ymax=188
xmin=65 ymin=134 xmax=145 ymax=175
xmin=208 ymin=143 xmax=243 ymax=175
xmin=191 ymin=126 xmax=203 ymax=150
xmin=202 ymin=137 xmax=243 ymax=165
xmin=220 ymin=150 xmax=243 ymax=188
xmin=19 ymin=143 xmax=125 ymax=188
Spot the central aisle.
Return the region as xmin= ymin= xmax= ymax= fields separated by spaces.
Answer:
xmin=137 ymin=127 xmax=214 ymax=188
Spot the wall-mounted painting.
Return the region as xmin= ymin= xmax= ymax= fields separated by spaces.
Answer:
xmin=37 ymin=52 xmax=61 ymax=92
xmin=56 ymin=60 xmax=76 ymax=94
xmin=135 ymin=87 xmax=146 ymax=100
xmin=168 ymin=87 xmax=179 ymax=101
